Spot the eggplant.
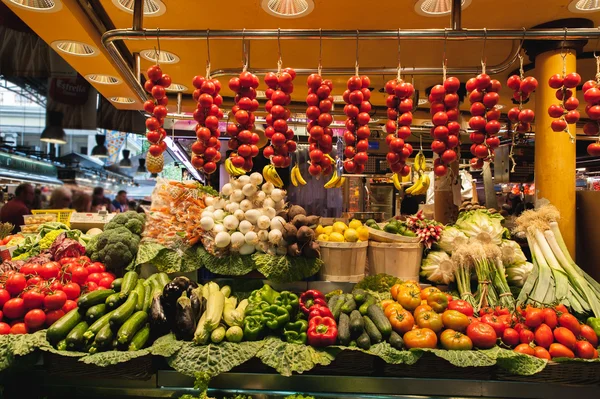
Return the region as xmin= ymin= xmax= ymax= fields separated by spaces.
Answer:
xmin=190 ymin=286 xmax=203 ymax=322
xmin=186 ymin=280 xmax=199 ymax=298
xmin=174 ymin=292 xmax=196 ymax=341
xmin=162 ymin=276 xmax=191 ymax=310
xmin=149 ymin=293 xmax=170 ymax=337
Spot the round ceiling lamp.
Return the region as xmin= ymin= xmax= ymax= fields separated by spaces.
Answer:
xmin=261 ymin=0 xmax=314 ymax=18
xmin=110 ymin=97 xmax=136 ymax=104
xmin=8 ymin=0 xmax=62 ymax=12
xmin=86 ymin=74 xmax=121 ymax=85
xmin=112 ymin=0 xmax=166 ymax=16
xmin=40 ymin=111 xmax=67 ymax=144
xmin=568 ymin=0 xmax=600 ymax=12
xmin=165 ymin=83 xmax=188 ymax=92
xmin=140 ymin=49 xmax=179 ymax=64
xmin=51 ymin=40 xmax=98 ymax=57
xmin=414 ymin=0 xmax=472 ymax=16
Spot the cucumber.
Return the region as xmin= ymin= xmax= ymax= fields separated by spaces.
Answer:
xmin=352 ymin=289 xmax=367 ymax=304
xmin=94 ymin=323 xmax=114 ymax=349
xmin=330 ymin=295 xmax=346 ymax=321
xmin=134 ymin=280 xmax=146 ymax=311
xmin=142 ymin=282 xmax=153 ymax=313
xmin=363 ymin=315 xmax=382 ymax=344
xmin=367 ymin=304 xmax=392 ymax=338
xmin=356 ymin=331 xmax=371 ymax=350
xmin=337 ymin=312 xmax=351 ymax=346
xmin=83 ymin=310 xmax=115 ymax=341
xmin=109 ymin=291 xmax=138 ymax=327
xmin=341 ymin=295 xmax=357 ymax=314
xmin=110 ymin=278 xmax=123 ymax=292
xmin=388 ymin=331 xmax=404 ymax=350
xmin=349 ymin=310 xmax=365 ymax=338
xmin=77 ymin=289 xmax=116 ymax=310
xmin=157 ymin=272 xmax=170 ymax=287
xmin=117 ymin=310 xmax=148 ymax=344
xmin=128 ymin=324 xmax=150 ymax=351
xmin=328 ymin=294 xmax=340 ymax=310
xmin=149 ymin=278 xmax=163 ymax=296
xmin=56 ymin=339 xmax=67 ymax=351
xmin=66 ymin=321 xmax=89 ymax=350
xmin=85 ymin=304 xmax=107 ymax=324
xmin=47 ymin=308 xmax=83 ymax=344
xmin=119 ymin=271 xmax=139 ymax=298
xmin=105 ymin=292 xmax=124 ymax=309
xmin=359 ymin=295 xmax=377 ymax=315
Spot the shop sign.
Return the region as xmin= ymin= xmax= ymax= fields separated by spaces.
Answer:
xmin=0 ymin=153 xmax=57 ymax=178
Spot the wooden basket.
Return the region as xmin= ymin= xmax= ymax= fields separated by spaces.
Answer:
xmin=317 ymin=240 xmax=367 ymax=282
xmin=367 ymin=226 xmax=421 ymax=244
xmin=381 ymin=352 xmax=493 ymax=380
xmin=368 ymin=241 xmax=423 ymax=281
xmin=495 ymin=360 xmax=600 ymax=385
xmin=43 ymin=353 xmax=154 ymax=380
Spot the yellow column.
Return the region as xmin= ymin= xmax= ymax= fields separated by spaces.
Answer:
xmin=534 ymin=49 xmax=576 ymax=255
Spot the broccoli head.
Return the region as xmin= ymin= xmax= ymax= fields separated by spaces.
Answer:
xmin=105 ymin=211 xmax=146 ymax=235
xmin=92 ymin=226 xmax=140 ymax=271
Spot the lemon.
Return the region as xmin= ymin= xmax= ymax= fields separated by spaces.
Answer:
xmin=344 ymin=228 xmax=359 ymax=242
xmin=323 ymin=226 xmax=333 ymax=235
xmin=349 ymin=219 xmax=363 ymax=230
xmin=328 ymin=232 xmax=345 ymax=242
xmin=357 ymin=226 xmax=370 ymax=241
xmin=316 ymin=234 xmax=329 ymax=241
xmin=332 ymin=221 xmax=348 ymax=234
xmin=315 ymin=225 xmax=325 ymax=235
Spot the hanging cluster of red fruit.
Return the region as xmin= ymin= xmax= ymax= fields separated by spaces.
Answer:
xmin=263 ymin=68 xmax=297 ymax=168
xmin=547 ymin=72 xmax=581 ymax=135
xmin=467 ymin=73 xmax=502 ymax=169
xmin=506 ymin=74 xmax=538 ymax=133
xmin=383 ymin=78 xmax=414 ymax=177
xmin=226 ymin=71 xmax=261 ymax=172
xmin=189 ymin=75 xmax=224 ymax=174
xmin=143 ymin=65 xmax=171 ymax=159
xmin=342 ymin=75 xmax=372 ymax=173
xmin=429 ymin=77 xmax=461 ymax=176
xmin=306 ymin=74 xmax=335 ymax=176
xmin=583 ymin=79 xmax=600 ymax=156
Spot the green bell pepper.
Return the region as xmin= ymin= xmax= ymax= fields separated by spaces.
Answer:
xmin=263 ymin=305 xmax=290 ymax=330
xmin=586 ymin=317 xmax=600 ymax=338
xmin=248 ymin=285 xmax=280 ymax=305
xmin=243 ymin=315 xmax=265 ymax=341
xmin=275 ymin=291 xmax=299 ymax=314
xmin=245 ymin=300 xmax=270 ymax=316
xmin=283 ymin=319 xmax=308 ymax=345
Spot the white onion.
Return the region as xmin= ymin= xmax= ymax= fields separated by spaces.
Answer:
xmin=200 ymin=217 xmax=215 ymax=230
xmin=244 ymin=209 xmax=261 ymax=224
xmin=233 ymin=209 xmax=245 ymax=221
xmin=270 ymin=216 xmax=286 ymax=231
xmin=230 ymin=189 xmax=244 ymax=203
xmin=244 ymin=231 xmax=259 ymax=245
xmin=263 ymin=207 xmax=276 ymax=219
xmin=223 ymin=214 xmax=239 ymax=230
xmin=274 ymin=199 xmax=285 ymax=210
xmin=230 ymin=232 xmax=245 ymax=249
xmin=242 ymin=183 xmax=258 ymax=197
xmin=253 ymin=191 xmax=266 ymax=206
xmin=226 ymin=202 xmax=240 ymax=213
xmin=270 ymin=188 xmax=284 ymax=203
xmin=258 ymin=229 xmax=269 ymax=242
xmin=238 ymin=220 xmax=253 ymax=234
xmin=213 ymin=209 xmax=225 ymax=221
xmin=239 ymin=243 xmax=256 ymax=255
xmin=213 ymin=224 xmax=225 ymax=234
xmin=255 ymin=241 xmax=269 ymax=253
xmin=201 ymin=211 xmax=214 ymax=219
xmin=238 ymin=175 xmax=250 ymax=186
xmin=257 ymin=215 xmax=271 ymax=230
xmin=204 ymin=196 xmax=215 ymax=206
xmin=275 ymin=245 xmax=288 ymax=256
xmin=250 ymin=172 xmax=263 ymax=186
xmin=239 ymin=199 xmax=253 ymax=212
xmin=215 ymin=231 xmax=231 ymax=248
xmin=213 ymin=197 xmax=226 ymax=210
xmin=263 ymin=198 xmax=276 ymax=209
xmin=232 ymin=179 xmax=244 ymax=190
xmin=221 ymin=183 xmax=233 ymax=196
xmin=268 ymin=229 xmax=282 ymax=245
xmin=262 ymin=182 xmax=275 ymax=195
xmin=205 ymin=206 xmax=215 ymax=213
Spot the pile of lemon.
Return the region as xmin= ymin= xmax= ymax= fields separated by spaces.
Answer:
xmin=315 ymin=219 xmax=370 ymax=243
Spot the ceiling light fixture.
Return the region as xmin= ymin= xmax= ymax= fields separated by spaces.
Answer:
xmin=140 ymin=49 xmax=179 ymax=64
xmin=414 ymin=0 xmax=471 ymax=16
xmin=119 ymin=149 xmax=132 ymax=168
xmin=51 ymin=40 xmax=98 ymax=56
xmin=112 ymin=0 xmax=166 ymax=16
xmin=261 ymin=0 xmax=314 ymax=18
xmin=110 ymin=97 xmax=135 ymax=104
xmin=568 ymin=0 xmax=600 ymax=12
xmin=165 ymin=83 xmax=188 ymax=92
xmin=86 ymin=74 xmax=121 ymax=85
xmin=136 ymin=158 xmax=147 ymax=174
xmin=8 ymin=0 xmax=62 ymax=11
xmin=91 ymin=134 xmax=108 ymax=159
xmin=40 ymin=111 xmax=67 ymax=144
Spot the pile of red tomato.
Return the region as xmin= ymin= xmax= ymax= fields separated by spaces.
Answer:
xmin=306 ymin=73 xmax=335 ymax=177
xmin=547 ymin=72 xmax=581 ymax=133
xmin=0 ymin=257 xmax=114 ymax=335
xmin=143 ymin=65 xmax=171 ymax=158
xmin=383 ymin=78 xmax=414 ymax=177
xmin=428 ymin=77 xmax=461 ymax=176
xmin=582 ymin=79 xmax=600 ymax=156
xmin=342 ymin=75 xmax=372 ymax=174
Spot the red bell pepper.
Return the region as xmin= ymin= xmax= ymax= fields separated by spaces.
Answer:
xmin=308 ymin=304 xmax=333 ymax=320
xmin=299 ymin=290 xmax=327 ymax=315
xmin=307 ymin=316 xmax=337 ymax=347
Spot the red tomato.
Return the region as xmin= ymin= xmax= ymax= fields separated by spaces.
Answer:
xmin=542 ymin=308 xmax=558 ymax=329
xmin=62 ymin=300 xmax=77 ymax=313
xmin=71 ymin=266 xmax=88 ymax=285
xmin=520 ymin=329 xmax=535 ymax=344
xmin=86 ymin=273 xmax=103 ymax=285
xmin=98 ymin=277 xmax=114 ymax=289
xmin=0 ymin=289 xmax=10 ymax=308
xmin=554 ymin=304 xmax=569 ymax=314
xmin=10 ymin=322 xmax=28 ymax=335
xmin=26 ymin=276 xmax=43 ymax=288
xmin=533 ymin=324 xmax=554 ymax=349
xmin=494 ymin=306 xmax=510 ymax=316
xmin=514 ymin=343 xmax=535 ymax=356
xmin=5 ymin=273 xmax=26 ymax=296
xmin=22 ymin=289 xmax=45 ymax=310
xmin=479 ymin=306 xmax=494 ymax=316
xmin=24 ymin=309 xmax=46 ymax=330
xmin=525 ymin=307 xmax=544 ymax=329
xmin=502 ymin=328 xmax=520 ymax=347
xmin=574 ymin=340 xmax=596 ymax=359
xmin=466 ymin=321 xmax=497 ymax=349
xmin=0 ymin=311 xmax=2 ymax=322
xmin=447 ymin=300 xmax=475 ymax=317
xmin=50 ymin=280 xmax=63 ymax=292
xmin=77 ymin=256 xmax=91 ymax=265
xmin=549 ymin=343 xmax=575 ymax=359
xmin=39 ymin=262 xmax=60 ymax=280
xmin=3 ymin=298 xmax=25 ymax=319
xmin=481 ymin=314 xmax=507 ymax=337
xmin=100 ymin=272 xmax=115 ymax=280
xmin=59 ymin=257 xmax=76 ymax=266
xmin=85 ymin=282 xmax=99 ymax=292
xmin=19 ymin=263 xmax=35 ymax=275
xmin=579 ymin=324 xmax=599 ymax=347
xmin=44 ymin=291 xmax=67 ymax=311
xmin=62 ymin=283 xmax=81 ymax=300
xmin=558 ymin=313 xmax=581 ymax=336
xmin=533 ymin=346 xmax=551 ymax=360
xmin=0 ymin=322 xmax=10 ymax=335
xmin=554 ymin=327 xmax=577 ymax=350
xmin=86 ymin=262 xmax=105 ymax=274
xmin=45 ymin=309 xmax=65 ymax=327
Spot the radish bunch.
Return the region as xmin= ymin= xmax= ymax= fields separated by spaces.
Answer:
xmin=306 ymin=73 xmax=335 ymax=176
xmin=143 ymin=65 xmax=171 ymax=158
xmin=226 ymin=71 xmax=261 ymax=172
xmin=383 ymin=78 xmax=415 ymax=176
xmin=189 ymin=75 xmax=224 ymax=174
xmin=582 ymin=79 xmax=600 ymax=156
xmin=429 ymin=77 xmax=461 ymax=176
xmin=263 ymin=68 xmax=297 ymax=168
xmin=547 ymin=72 xmax=581 ymax=134
xmin=342 ymin=75 xmax=372 ymax=174
xmin=506 ymin=74 xmax=538 ymax=134
xmin=467 ymin=73 xmax=502 ymax=169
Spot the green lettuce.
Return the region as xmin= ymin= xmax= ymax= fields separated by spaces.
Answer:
xmin=256 ymin=337 xmax=337 ymax=376
xmin=437 ymin=226 xmax=468 ymax=254
xmin=455 ymin=209 xmax=506 ymax=245
xmin=253 ymin=253 xmax=321 ymax=283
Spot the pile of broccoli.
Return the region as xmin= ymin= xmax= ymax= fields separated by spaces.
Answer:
xmin=86 ymin=211 xmax=145 ymax=272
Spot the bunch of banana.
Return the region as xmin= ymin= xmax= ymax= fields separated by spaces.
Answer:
xmin=263 ymin=165 xmax=284 ymax=188
xmin=225 ymin=158 xmax=246 ymax=177
xmin=392 ymin=173 xmax=403 ymax=190
xmin=290 ymin=164 xmax=307 ymax=187
xmin=414 ymin=151 xmax=427 ymax=173
xmin=405 ymin=172 xmax=430 ymax=195
xmin=324 ymin=169 xmax=345 ymax=189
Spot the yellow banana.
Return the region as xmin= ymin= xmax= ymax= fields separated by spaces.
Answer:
xmin=392 ymin=173 xmax=402 ymax=190
xmin=226 ymin=158 xmax=246 ymax=177
xmin=324 ymin=170 xmax=340 ymax=189
xmin=414 ymin=151 xmax=426 ymax=173
xmin=335 ymin=176 xmax=346 ymax=188
xmin=405 ymin=172 xmax=423 ymax=195
xmin=267 ymin=165 xmax=284 ymax=188
xmin=290 ymin=167 xmax=299 ymax=187
xmin=292 ymin=165 xmax=307 ymax=186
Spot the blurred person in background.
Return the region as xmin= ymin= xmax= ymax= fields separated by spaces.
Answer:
xmin=32 ymin=188 xmax=43 ymax=210
xmin=48 ymin=187 xmax=72 ymax=209
xmin=0 ymin=183 xmax=34 ymax=233
xmin=91 ymin=187 xmax=114 ymax=212
xmin=72 ymin=192 xmax=92 ymax=213
xmin=112 ymin=190 xmax=128 ymax=213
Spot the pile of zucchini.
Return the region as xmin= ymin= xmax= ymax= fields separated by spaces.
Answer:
xmin=328 ymin=289 xmax=403 ymax=350
xmin=46 ymin=271 xmax=170 ymax=353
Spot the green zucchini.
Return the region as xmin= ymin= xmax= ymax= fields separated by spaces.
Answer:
xmin=119 ymin=271 xmax=139 ymax=298
xmin=110 ymin=278 xmax=123 ymax=292
xmin=349 ymin=310 xmax=365 ymax=338
xmin=134 ymin=280 xmax=146 ymax=311
xmin=367 ymin=304 xmax=392 ymax=338
xmin=359 ymin=295 xmax=377 ymax=315
xmin=363 ymin=315 xmax=382 ymax=344
xmin=47 ymin=308 xmax=83 ymax=344
xmin=211 ymin=326 xmax=226 ymax=343
xmin=83 ymin=310 xmax=115 ymax=341
xmin=128 ymin=324 xmax=150 ymax=351
xmin=109 ymin=291 xmax=138 ymax=327
xmin=94 ymin=323 xmax=114 ymax=348
xmin=85 ymin=304 xmax=107 ymax=324
xmin=56 ymin=339 xmax=67 ymax=351
xmin=117 ymin=310 xmax=148 ymax=344
xmin=388 ymin=331 xmax=404 ymax=350
xmin=356 ymin=331 xmax=371 ymax=350
xmin=105 ymin=292 xmax=124 ymax=309
xmin=77 ymin=289 xmax=115 ymax=310
xmin=142 ymin=282 xmax=153 ymax=313
xmin=157 ymin=272 xmax=170 ymax=287
xmin=353 ymin=289 xmax=367 ymax=304
xmin=328 ymin=294 xmax=340 ymax=310
xmin=341 ymin=295 xmax=357 ymax=314
xmin=149 ymin=278 xmax=163 ymax=296
xmin=337 ymin=312 xmax=351 ymax=345
xmin=330 ymin=295 xmax=346 ymax=321
xmin=66 ymin=321 xmax=89 ymax=350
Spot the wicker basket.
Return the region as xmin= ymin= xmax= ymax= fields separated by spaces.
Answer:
xmin=308 ymin=350 xmax=375 ymax=376
xmin=495 ymin=360 xmax=600 ymax=385
xmin=368 ymin=241 xmax=423 ymax=281
xmin=317 ymin=240 xmax=367 ymax=282
xmin=43 ymin=353 xmax=154 ymax=380
xmin=381 ymin=352 xmax=493 ymax=380
xmin=367 ymin=226 xmax=421 ymax=244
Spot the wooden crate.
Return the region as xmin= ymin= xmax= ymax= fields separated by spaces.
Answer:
xmin=368 ymin=241 xmax=423 ymax=281
xmin=317 ymin=241 xmax=367 ymax=282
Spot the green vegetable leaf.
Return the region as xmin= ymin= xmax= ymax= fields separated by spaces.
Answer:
xmin=199 ymin=247 xmax=254 ymax=276
xmin=334 ymin=342 xmax=420 ymax=365
xmin=482 ymin=347 xmax=547 ymax=375
xmin=354 ymin=273 xmax=404 ymax=293
xmin=414 ymin=348 xmax=496 ymax=368
xmin=253 ymin=253 xmax=322 ymax=283
xmin=168 ymin=340 xmax=263 ymax=377
xmin=137 ymin=242 xmax=203 ymax=274
xmin=551 ymin=357 xmax=600 ymax=363
xmin=256 ymin=337 xmax=336 ymax=376
xmin=0 ymin=335 xmax=16 ymax=371
xmin=11 ymin=330 xmax=48 ymax=357
xmin=79 ymin=349 xmax=150 ymax=366
xmin=136 ymin=242 xmax=165 ymax=266
xmin=149 ymin=333 xmax=184 ymax=357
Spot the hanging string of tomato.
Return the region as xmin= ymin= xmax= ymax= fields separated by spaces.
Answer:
xmin=547 ymin=69 xmax=581 ymax=142
xmin=342 ymin=75 xmax=371 ymax=174
xmin=429 ymin=77 xmax=461 ymax=176
xmin=384 ymin=77 xmax=414 ymax=177
xmin=143 ymin=64 xmax=171 ymax=173
xmin=582 ymin=56 xmax=600 ymax=156
xmin=306 ymin=74 xmax=335 ymax=177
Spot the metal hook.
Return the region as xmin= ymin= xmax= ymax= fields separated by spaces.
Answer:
xmin=206 ymin=29 xmax=211 ymax=78
xmin=561 ymin=27 xmax=568 ymax=58
xmin=594 ymin=26 xmax=600 ymax=59
xmin=318 ymin=28 xmax=323 ymax=75
xmin=241 ymin=28 xmax=248 ymax=70
xmin=277 ymin=28 xmax=283 ymax=74
xmin=355 ymin=30 xmax=360 ymax=76
xmin=154 ymin=27 xmax=161 ymax=64
xmin=397 ymin=28 xmax=402 ymax=81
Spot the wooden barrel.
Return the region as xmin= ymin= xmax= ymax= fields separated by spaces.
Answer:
xmin=367 ymin=241 xmax=423 ymax=281
xmin=317 ymin=240 xmax=368 ymax=282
